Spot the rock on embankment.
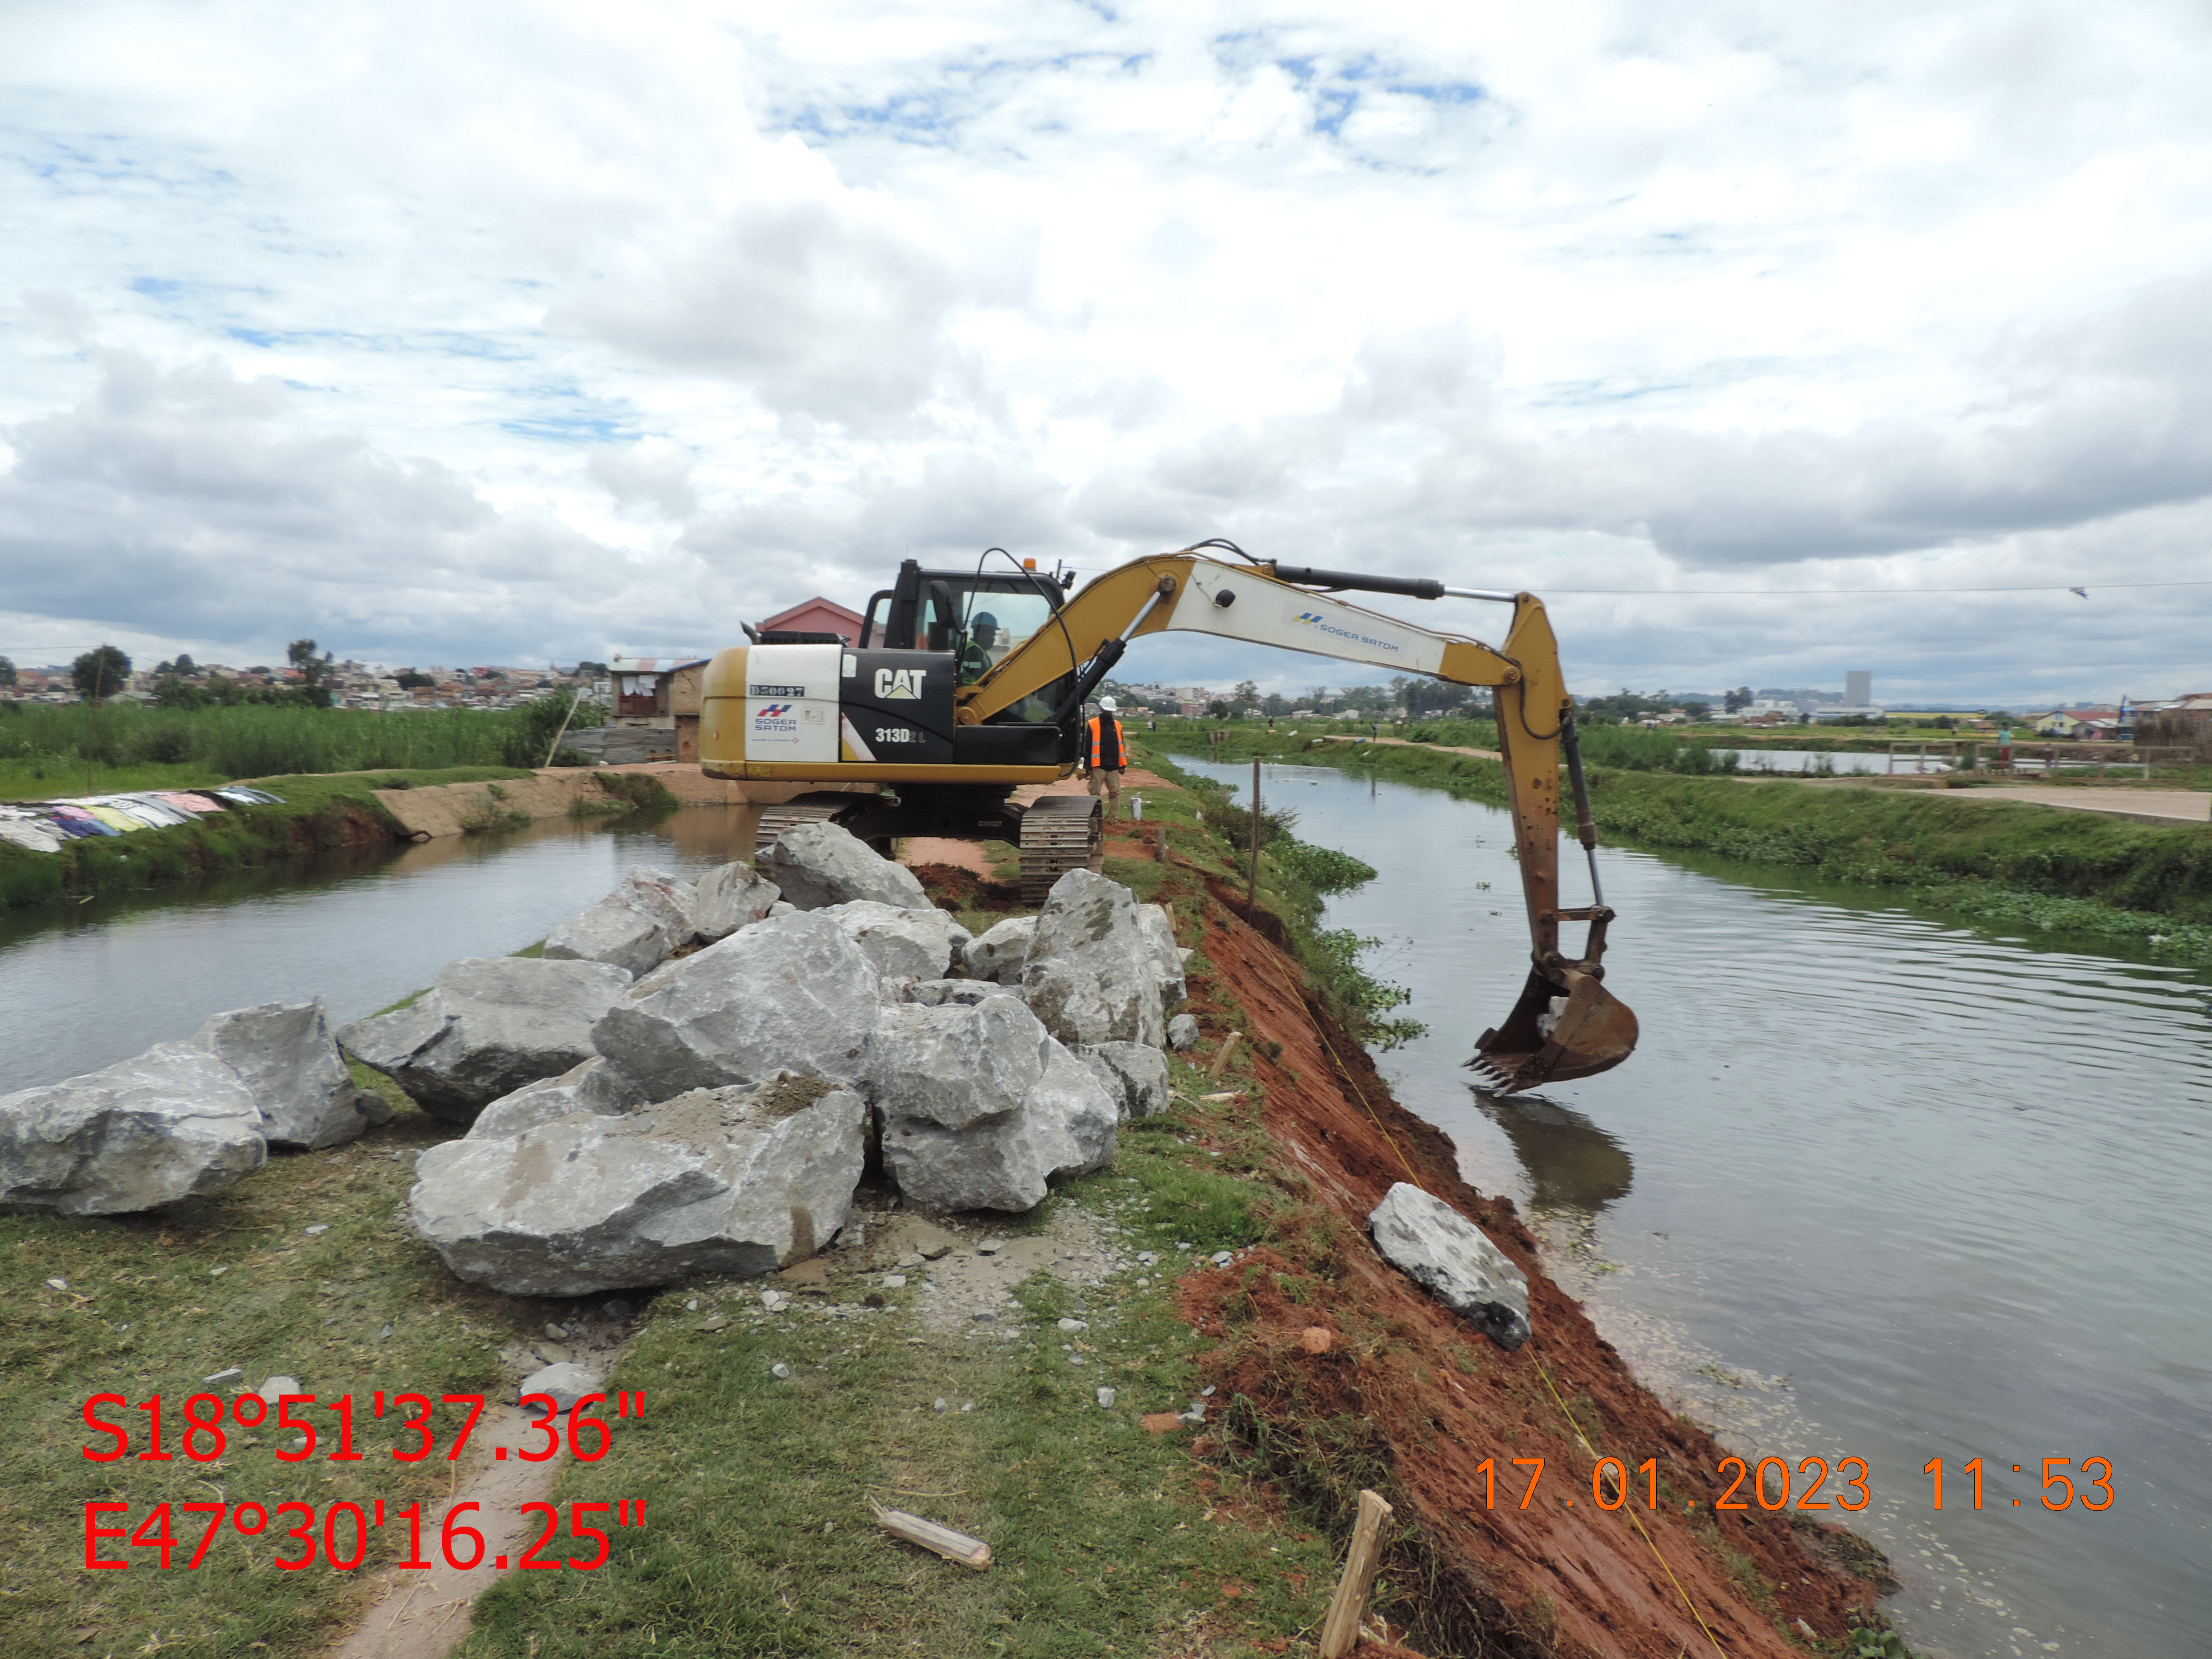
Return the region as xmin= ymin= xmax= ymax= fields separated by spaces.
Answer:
xmin=410 ymin=1074 xmax=866 ymax=1296
xmin=0 ymin=998 xmax=385 ymax=1213
xmin=337 ymin=958 xmax=632 ymax=1124
xmin=1368 ymin=1181 xmax=1531 ymax=1351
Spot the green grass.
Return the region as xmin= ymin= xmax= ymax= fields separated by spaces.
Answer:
xmin=457 ymin=1157 xmax=1333 ymax=1659
xmin=0 ymin=1098 xmax=539 ymax=1658
xmin=0 ymin=699 xmax=590 ymax=787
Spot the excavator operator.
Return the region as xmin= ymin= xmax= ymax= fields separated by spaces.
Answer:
xmin=1084 ymin=695 xmax=1127 ymax=819
xmin=958 ymin=613 xmax=1001 ymax=684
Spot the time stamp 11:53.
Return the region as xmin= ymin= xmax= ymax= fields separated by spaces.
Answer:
xmin=1467 ymin=1454 xmax=2115 ymax=1513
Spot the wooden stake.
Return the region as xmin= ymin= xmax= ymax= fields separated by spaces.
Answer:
xmin=1317 ymin=1489 xmax=1393 ymax=1659
xmin=869 ymin=1501 xmax=992 ymax=1570
xmin=1247 ymin=756 xmax=1261 ymax=916
xmin=1208 ymin=1031 xmax=1242 ymax=1078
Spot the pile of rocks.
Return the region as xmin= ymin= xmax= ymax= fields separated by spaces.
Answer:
xmin=396 ymin=831 xmax=1194 ymax=1300
xmin=0 ymin=821 xmax=1190 ymax=1302
xmin=375 ymin=823 xmax=1187 ymax=1295
xmin=0 ymin=1000 xmax=389 ymax=1214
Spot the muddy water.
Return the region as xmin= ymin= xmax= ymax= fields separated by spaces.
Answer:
xmin=0 ymin=808 xmax=762 ymax=1093
xmin=1180 ymin=756 xmax=2210 ymax=1659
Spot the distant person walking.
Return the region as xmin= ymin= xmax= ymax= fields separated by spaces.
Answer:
xmin=1085 ymin=697 xmax=1127 ymax=819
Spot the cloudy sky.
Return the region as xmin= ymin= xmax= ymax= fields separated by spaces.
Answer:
xmin=5 ymin=1 xmax=2211 ymax=707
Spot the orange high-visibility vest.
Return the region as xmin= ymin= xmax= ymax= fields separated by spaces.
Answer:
xmin=1086 ymin=715 xmax=1124 ymax=770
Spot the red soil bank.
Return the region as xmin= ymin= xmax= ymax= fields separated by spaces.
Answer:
xmin=1170 ymin=868 xmax=1890 ymax=1658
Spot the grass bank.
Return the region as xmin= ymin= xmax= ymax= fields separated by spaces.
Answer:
xmin=0 ymin=768 xmax=533 ymax=914
xmin=0 ymin=702 xmax=588 ymax=795
xmin=1158 ymin=726 xmax=2212 ymax=967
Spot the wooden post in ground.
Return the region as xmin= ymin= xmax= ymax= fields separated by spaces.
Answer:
xmin=1156 ymin=821 xmax=1167 ymax=862
xmin=1318 ymin=1488 xmax=1394 ymax=1658
xmin=1247 ymin=756 xmax=1261 ymax=916
xmin=1208 ymin=1031 xmax=1242 ymax=1078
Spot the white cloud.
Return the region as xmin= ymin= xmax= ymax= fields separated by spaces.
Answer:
xmin=0 ymin=0 xmax=2209 ymax=703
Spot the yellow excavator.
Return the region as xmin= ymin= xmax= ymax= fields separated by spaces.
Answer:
xmin=698 ymin=541 xmax=1638 ymax=1091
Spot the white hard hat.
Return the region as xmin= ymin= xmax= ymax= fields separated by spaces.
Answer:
xmin=1098 ymin=696 xmax=1118 ymax=712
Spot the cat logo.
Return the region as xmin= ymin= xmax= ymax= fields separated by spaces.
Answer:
xmin=874 ymin=668 xmax=925 ymax=699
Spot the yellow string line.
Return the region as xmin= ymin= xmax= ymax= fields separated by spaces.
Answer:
xmin=1244 ymin=916 xmax=1731 ymax=1656
xmin=1524 ymin=1345 xmax=1732 ymax=1657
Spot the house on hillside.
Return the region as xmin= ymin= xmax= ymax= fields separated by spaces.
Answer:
xmin=759 ymin=596 xmax=865 ymax=643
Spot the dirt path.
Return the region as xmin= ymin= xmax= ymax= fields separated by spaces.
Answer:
xmin=1962 ymin=784 xmax=2209 ymax=824
xmin=326 ymin=1402 xmax=565 ymax=1659
xmin=1308 ymin=734 xmax=1504 ymax=760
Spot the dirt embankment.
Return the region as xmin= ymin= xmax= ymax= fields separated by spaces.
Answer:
xmin=1167 ymin=859 xmax=1890 ymax=1656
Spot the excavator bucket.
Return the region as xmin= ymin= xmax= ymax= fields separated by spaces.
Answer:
xmin=1469 ymin=967 xmax=1640 ymax=1093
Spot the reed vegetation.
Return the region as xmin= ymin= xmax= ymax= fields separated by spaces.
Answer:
xmin=0 ymin=696 xmax=595 ymax=796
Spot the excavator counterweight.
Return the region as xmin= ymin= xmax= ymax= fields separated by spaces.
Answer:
xmin=698 ymin=544 xmax=1639 ymax=1092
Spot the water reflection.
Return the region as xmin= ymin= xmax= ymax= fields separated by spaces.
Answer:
xmin=1469 ymin=1087 xmax=1635 ymax=1215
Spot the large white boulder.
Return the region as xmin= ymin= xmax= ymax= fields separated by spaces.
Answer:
xmin=867 ymin=995 xmax=1116 ymax=1212
xmin=337 ymin=958 xmax=632 ymax=1124
xmin=0 ymin=1043 xmax=266 ymax=1214
xmin=863 ymin=999 xmax=1050 ymax=1130
xmin=408 ymin=1074 xmax=867 ymax=1296
xmin=591 ymin=910 xmax=880 ymax=1098
xmin=759 ymin=820 xmax=929 ymax=911
xmin=691 ymin=862 xmax=781 ymax=943
xmin=961 ymin=915 xmax=1036 ymax=984
xmin=542 ymin=869 xmax=696 ymax=979
xmin=823 ymin=900 xmax=971 ymax=989
xmin=1020 ymin=869 xmax=1167 ymax=1048
xmin=1367 ymin=1181 xmax=1531 ymax=1351
xmin=469 ymin=1057 xmax=642 ymax=1141
xmin=1071 ymin=1041 xmax=1171 ymax=1121
xmin=880 ymin=1041 xmax=1115 ymax=1213
xmin=192 ymin=998 xmax=387 ymax=1150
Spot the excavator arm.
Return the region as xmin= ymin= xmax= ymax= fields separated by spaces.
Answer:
xmin=963 ymin=548 xmax=1637 ymax=1091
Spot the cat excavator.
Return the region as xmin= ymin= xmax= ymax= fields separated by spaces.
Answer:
xmin=698 ymin=541 xmax=1638 ymax=1092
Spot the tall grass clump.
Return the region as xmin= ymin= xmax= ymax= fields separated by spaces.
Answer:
xmin=0 ymin=697 xmax=597 ymax=782
xmin=1572 ymin=723 xmax=1738 ymax=775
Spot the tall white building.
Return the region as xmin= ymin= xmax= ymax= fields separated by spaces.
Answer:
xmin=1844 ymin=670 xmax=1872 ymax=708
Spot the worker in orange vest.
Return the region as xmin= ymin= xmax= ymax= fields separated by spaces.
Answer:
xmin=1084 ymin=696 xmax=1127 ymax=819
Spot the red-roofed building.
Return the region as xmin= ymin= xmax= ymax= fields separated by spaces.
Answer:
xmin=759 ymin=596 xmax=865 ymax=643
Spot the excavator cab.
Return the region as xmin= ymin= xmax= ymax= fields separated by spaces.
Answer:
xmin=858 ymin=559 xmax=1078 ymax=727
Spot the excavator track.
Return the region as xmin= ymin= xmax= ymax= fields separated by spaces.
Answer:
xmin=1018 ymin=793 xmax=1104 ymax=905
xmin=752 ymin=797 xmax=866 ymax=859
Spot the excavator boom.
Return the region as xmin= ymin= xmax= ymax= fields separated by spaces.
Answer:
xmin=958 ymin=548 xmax=1637 ymax=1092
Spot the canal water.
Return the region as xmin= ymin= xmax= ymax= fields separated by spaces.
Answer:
xmin=0 ymin=809 xmax=761 ymax=1093
xmin=1179 ymin=756 xmax=2209 ymax=1659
